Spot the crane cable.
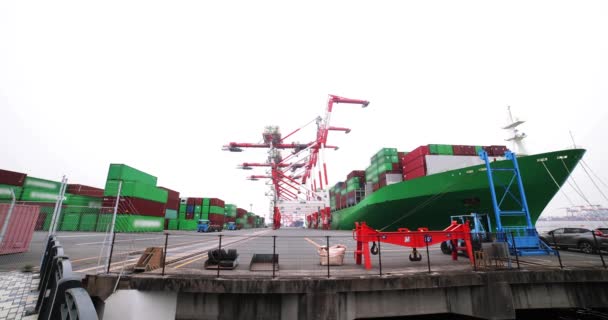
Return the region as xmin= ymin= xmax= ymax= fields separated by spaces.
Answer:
xmin=581 ymin=159 xmax=608 ymax=189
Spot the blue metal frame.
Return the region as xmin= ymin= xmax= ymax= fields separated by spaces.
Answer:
xmin=479 ymin=150 xmax=556 ymax=256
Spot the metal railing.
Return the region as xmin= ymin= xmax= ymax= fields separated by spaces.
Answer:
xmin=96 ymin=229 xmax=607 ymax=279
xmin=36 ymin=235 xmax=98 ymax=320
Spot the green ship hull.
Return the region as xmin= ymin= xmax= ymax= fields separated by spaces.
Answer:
xmin=330 ymin=149 xmax=586 ymax=231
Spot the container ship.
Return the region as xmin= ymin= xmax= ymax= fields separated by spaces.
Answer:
xmin=307 ymin=144 xmax=586 ymax=232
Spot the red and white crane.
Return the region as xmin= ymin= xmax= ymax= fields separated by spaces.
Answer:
xmin=223 ymin=94 xmax=369 ymax=229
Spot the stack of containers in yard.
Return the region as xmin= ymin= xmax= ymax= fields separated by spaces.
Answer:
xmin=224 ymin=204 xmax=237 ymax=228
xmin=0 ymin=169 xmax=26 ymax=201
xmin=236 ymin=208 xmax=247 ymax=229
xmin=178 ymin=197 xmax=202 ymax=230
xmin=64 ymin=184 xmax=103 ymax=232
xmin=207 ymin=198 xmax=225 ymax=229
xmin=402 ymin=145 xmax=430 ymax=181
xmin=159 ymin=187 xmax=180 ymax=230
xmin=306 ymin=214 xmax=312 ymax=228
xmin=20 ymin=176 xmax=63 ymax=231
xmin=99 ymin=164 xmax=167 ymax=232
xmin=246 ymin=212 xmax=255 ymax=229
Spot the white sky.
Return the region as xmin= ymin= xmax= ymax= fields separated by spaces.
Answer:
xmin=1 ymin=1 xmax=607 ymax=221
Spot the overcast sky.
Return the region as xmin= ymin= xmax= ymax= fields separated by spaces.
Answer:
xmin=1 ymin=1 xmax=607 ymax=221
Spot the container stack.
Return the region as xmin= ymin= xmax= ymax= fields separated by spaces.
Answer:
xmin=63 ymin=184 xmax=103 ymax=231
xmin=365 ymin=148 xmax=402 ymax=192
xmin=402 ymin=145 xmax=430 ymax=181
xmin=236 ymin=208 xmax=247 ymax=229
xmin=20 ymin=176 xmax=64 ymax=231
xmin=205 ymin=198 xmax=226 ymax=229
xmin=346 ymin=170 xmax=365 ymax=207
xmin=99 ymin=164 xmax=167 ymax=232
xmin=246 ymin=212 xmax=255 ymax=229
xmin=177 ymin=197 xmax=202 ymax=230
xmin=0 ymin=169 xmax=26 ymax=202
xmin=159 ymin=187 xmax=180 ymax=230
xmin=224 ymin=204 xmax=237 ymax=228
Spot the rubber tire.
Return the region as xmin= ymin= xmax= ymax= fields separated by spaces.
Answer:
xmin=226 ymin=249 xmax=237 ymax=260
xmin=579 ymin=241 xmax=594 ymax=254
xmin=440 ymin=241 xmax=452 ymax=255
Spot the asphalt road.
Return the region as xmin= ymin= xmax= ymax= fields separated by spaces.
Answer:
xmin=1 ymin=228 xmax=606 ymax=278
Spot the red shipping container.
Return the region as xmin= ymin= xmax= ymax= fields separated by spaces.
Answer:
xmin=209 ymin=213 xmax=225 ymax=226
xmin=404 ymin=145 xmax=430 ymax=164
xmin=0 ymin=169 xmax=27 ymax=187
xmin=372 ymin=183 xmax=380 ymax=192
xmin=102 ymin=197 xmax=167 ymax=217
xmin=404 ymin=166 xmax=427 ymax=181
xmin=186 ymin=198 xmax=195 ymax=205
xmin=404 ymin=156 xmax=426 ymax=173
xmin=225 ymin=216 xmax=236 ymax=223
xmin=209 ymin=198 xmax=225 ymax=207
xmin=347 ymin=170 xmax=366 ymax=180
xmin=490 ymin=145 xmax=508 ymax=156
xmin=236 ymin=208 xmax=247 ymax=218
xmin=67 ymin=184 xmax=104 ymax=198
xmin=0 ymin=204 xmax=40 ymax=255
xmin=158 ymin=187 xmax=180 ymax=210
xmin=452 ymin=145 xmax=477 ymax=156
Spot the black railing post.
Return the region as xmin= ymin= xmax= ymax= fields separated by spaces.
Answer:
xmin=162 ymin=233 xmax=169 ymax=276
xmin=107 ymin=232 xmax=117 ymax=273
xmin=592 ymin=231 xmax=606 ymax=269
xmin=511 ymin=232 xmax=520 ymax=270
xmin=551 ymin=232 xmax=563 ymax=269
xmin=272 ymin=236 xmax=277 ymax=279
xmin=377 ymin=235 xmax=382 ymax=276
xmin=425 ymin=236 xmax=431 ymax=273
xmin=326 ymin=236 xmax=330 ymax=278
xmin=471 ymin=233 xmax=477 ymax=272
xmin=217 ymin=234 xmax=223 ymax=278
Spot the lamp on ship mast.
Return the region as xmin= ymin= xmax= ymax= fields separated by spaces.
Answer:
xmin=503 ymin=106 xmax=527 ymax=155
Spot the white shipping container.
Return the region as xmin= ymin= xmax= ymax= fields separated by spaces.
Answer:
xmin=385 ymin=173 xmax=403 ymax=186
xmin=424 ymin=155 xmax=505 ymax=175
xmin=364 ymin=182 xmax=373 ymax=197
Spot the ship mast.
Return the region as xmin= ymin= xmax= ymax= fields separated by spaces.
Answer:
xmin=503 ymin=106 xmax=527 ymax=155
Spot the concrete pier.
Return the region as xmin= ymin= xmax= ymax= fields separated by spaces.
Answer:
xmin=85 ymin=269 xmax=608 ymax=320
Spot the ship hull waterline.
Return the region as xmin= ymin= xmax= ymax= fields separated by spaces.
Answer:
xmin=330 ymin=149 xmax=586 ymax=232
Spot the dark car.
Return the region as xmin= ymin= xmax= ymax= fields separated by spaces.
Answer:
xmin=540 ymin=227 xmax=608 ymax=254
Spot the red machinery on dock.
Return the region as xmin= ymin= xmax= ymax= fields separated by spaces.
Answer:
xmin=353 ymin=221 xmax=475 ymax=270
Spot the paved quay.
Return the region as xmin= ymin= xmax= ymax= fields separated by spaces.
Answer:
xmin=0 ymin=271 xmax=38 ymax=320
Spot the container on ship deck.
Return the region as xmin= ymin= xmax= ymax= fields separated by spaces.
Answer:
xmin=488 ymin=145 xmax=508 ymax=156
xmin=404 ymin=156 xmax=426 ymax=173
xmin=404 ymin=146 xmax=430 ymax=163
xmin=404 ymin=166 xmax=427 ymax=181
xmin=452 ymin=145 xmax=477 ymax=156
xmin=0 ymin=169 xmax=27 ymax=186
xmin=346 ymin=170 xmax=365 ymax=180
xmin=372 ymin=183 xmax=380 ymax=192
xmin=102 ymin=196 xmax=167 ymax=217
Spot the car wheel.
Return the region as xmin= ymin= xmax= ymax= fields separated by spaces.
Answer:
xmin=579 ymin=241 xmax=594 ymax=254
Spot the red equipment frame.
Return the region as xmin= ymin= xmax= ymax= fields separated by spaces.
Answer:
xmin=353 ymin=221 xmax=475 ymax=270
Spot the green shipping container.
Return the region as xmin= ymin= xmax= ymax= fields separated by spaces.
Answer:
xmin=165 ymin=209 xmax=177 ymax=219
xmin=202 ymin=206 xmax=210 ymax=214
xmin=20 ymin=188 xmax=64 ymax=202
xmin=475 ymin=146 xmax=484 ymax=154
xmin=195 ymin=205 xmax=202 ymax=214
xmin=0 ymin=185 xmax=23 ymax=200
xmin=64 ymin=194 xmax=102 ymax=207
xmin=60 ymin=213 xmax=80 ymax=231
xmin=106 ymin=164 xmax=158 ymax=186
xmin=429 ymin=144 xmax=454 ymax=155
xmin=179 ymin=204 xmax=186 ymax=214
xmin=376 ymin=163 xmax=393 ymax=174
xmin=23 ymin=177 xmax=61 ymax=191
xmin=79 ymin=213 xmax=98 ymax=231
xmin=209 ymin=206 xmax=224 ymax=214
xmin=96 ymin=214 xmax=164 ymax=232
xmin=178 ymin=220 xmax=197 ymax=231
xmin=202 ymin=198 xmax=210 ymax=206
xmin=104 ymin=181 xmax=168 ymax=203
xmin=168 ymin=219 xmax=179 ymax=230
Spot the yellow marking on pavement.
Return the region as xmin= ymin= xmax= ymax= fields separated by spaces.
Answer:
xmin=173 ymin=255 xmax=207 ymax=269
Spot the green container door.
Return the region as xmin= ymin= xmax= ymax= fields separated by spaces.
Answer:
xmin=202 ymin=198 xmax=210 ymax=206
xmin=60 ymin=213 xmax=80 ymax=231
xmin=107 ymin=164 xmax=158 ymax=186
xmin=104 ymin=181 xmax=168 ymax=203
xmin=79 ymin=213 xmax=98 ymax=231
xmin=168 ymin=219 xmax=179 ymax=230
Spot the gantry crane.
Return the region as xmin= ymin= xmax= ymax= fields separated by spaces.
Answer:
xmin=223 ymin=94 xmax=369 ymax=229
